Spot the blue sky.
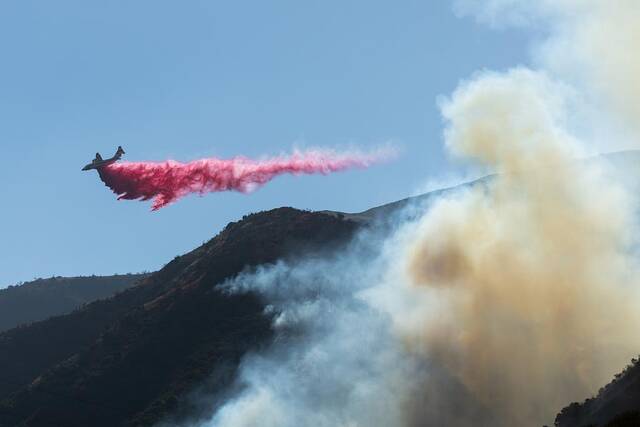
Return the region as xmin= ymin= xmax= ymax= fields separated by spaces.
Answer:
xmin=0 ymin=1 xmax=530 ymax=286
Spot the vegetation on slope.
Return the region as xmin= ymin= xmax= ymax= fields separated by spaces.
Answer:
xmin=0 ymin=274 xmax=146 ymax=333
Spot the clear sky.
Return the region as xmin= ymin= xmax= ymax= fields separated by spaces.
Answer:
xmin=0 ymin=1 xmax=530 ymax=286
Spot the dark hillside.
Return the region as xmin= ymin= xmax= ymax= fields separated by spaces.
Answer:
xmin=0 ymin=207 xmax=359 ymax=427
xmin=0 ymin=274 xmax=146 ymax=333
xmin=555 ymin=357 xmax=640 ymax=427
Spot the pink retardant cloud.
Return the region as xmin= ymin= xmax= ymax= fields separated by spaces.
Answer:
xmin=97 ymin=148 xmax=395 ymax=210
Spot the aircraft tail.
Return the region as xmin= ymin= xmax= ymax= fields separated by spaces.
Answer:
xmin=115 ymin=146 xmax=125 ymax=159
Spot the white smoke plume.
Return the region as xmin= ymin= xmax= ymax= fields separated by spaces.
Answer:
xmin=170 ymin=2 xmax=640 ymax=426
xmin=188 ymin=228 xmax=432 ymax=427
xmin=455 ymin=0 xmax=640 ymax=139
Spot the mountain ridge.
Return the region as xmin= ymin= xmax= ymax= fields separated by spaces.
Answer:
xmin=0 ymin=274 xmax=147 ymax=334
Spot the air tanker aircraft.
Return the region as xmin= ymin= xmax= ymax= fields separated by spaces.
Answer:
xmin=82 ymin=146 xmax=125 ymax=171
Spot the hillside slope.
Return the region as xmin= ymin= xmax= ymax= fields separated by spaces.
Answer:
xmin=0 ymin=274 xmax=146 ymax=333
xmin=0 ymin=208 xmax=359 ymax=427
xmin=555 ymin=358 xmax=640 ymax=427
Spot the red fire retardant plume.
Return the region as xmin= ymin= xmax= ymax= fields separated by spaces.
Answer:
xmin=97 ymin=149 xmax=393 ymax=210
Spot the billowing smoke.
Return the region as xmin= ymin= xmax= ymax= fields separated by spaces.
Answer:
xmin=165 ymin=2 xmax=640 ymax=426
xmin=201 ymin=237 xmax=427 ymax=427
xmin=454 ymin=0 xmax=640 ymax=138
xmin=405 ymin=68 xmax=640 ymax=425
xmin=98 ymin=148 xmax=392 ymax=210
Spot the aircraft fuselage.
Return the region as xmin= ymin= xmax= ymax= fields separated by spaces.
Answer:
xmin=82 ymin=146 xmax=125 ymax=171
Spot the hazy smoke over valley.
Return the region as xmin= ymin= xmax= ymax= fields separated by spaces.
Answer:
xmin=172 ymin=2 xmax=640 ymax=426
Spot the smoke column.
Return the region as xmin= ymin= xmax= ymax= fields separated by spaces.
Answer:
xmin=404 ymin=68 xmax=640 ymax=426
xmin=98 ymin=148 xmax=392 ymax=210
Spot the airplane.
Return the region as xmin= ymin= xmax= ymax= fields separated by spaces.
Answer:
xmin=82 ymin=146 xmax=125 ymax=171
